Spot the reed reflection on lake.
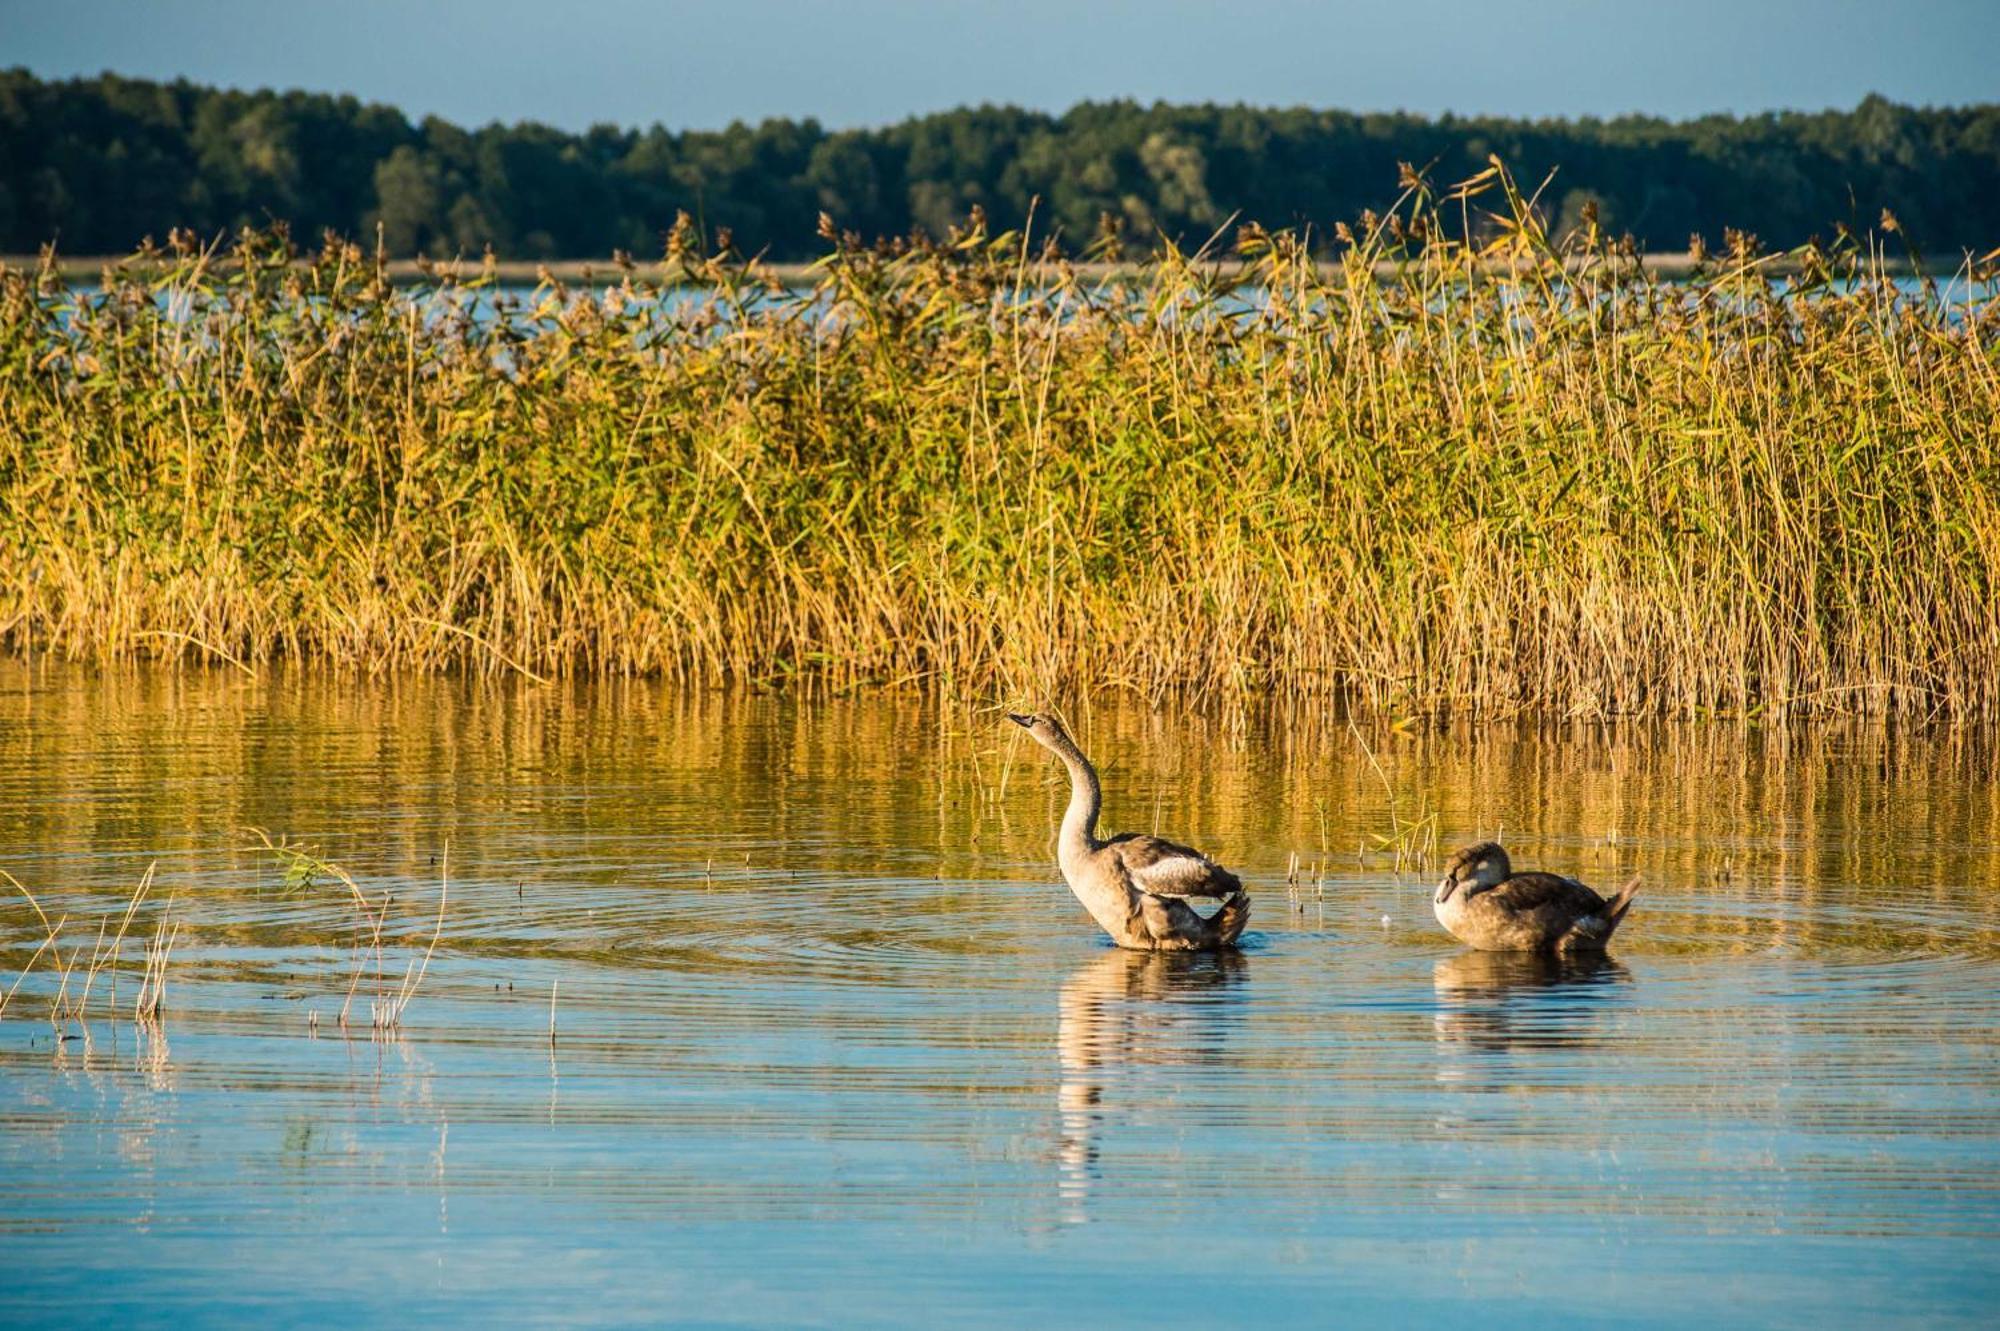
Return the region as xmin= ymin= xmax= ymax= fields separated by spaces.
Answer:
xmin=1 ymin=662 xmax=1997 ymax=1327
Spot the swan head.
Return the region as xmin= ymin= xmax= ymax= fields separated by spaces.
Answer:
xmin=1006 ymin=712 xmax=1072 ymax=750
xmin=1437 ymin=841 xmax=1510 ymax=903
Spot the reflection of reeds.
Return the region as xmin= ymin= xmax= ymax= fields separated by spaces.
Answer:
xmin=2 ymin=160 xmax=1993 ymax=716
xmin=1351 ymin=719 xmax=1439 ymax=874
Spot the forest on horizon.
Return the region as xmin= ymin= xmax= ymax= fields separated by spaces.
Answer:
xmin=3 ymin=67 xmax=1997 ymax=259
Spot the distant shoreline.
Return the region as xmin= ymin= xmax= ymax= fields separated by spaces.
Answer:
xmin=11 ymin=72 xmax=1999 ymax=275
xmin=4 ymin=250 xmax=1967 ymax=287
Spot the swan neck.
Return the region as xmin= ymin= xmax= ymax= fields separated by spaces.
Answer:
xmin=1051 ymin=734 xmax=1101 ymax=854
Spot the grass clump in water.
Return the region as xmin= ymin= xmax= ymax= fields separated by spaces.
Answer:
xmin=1 ymin=162 xmax=1995 ymax=717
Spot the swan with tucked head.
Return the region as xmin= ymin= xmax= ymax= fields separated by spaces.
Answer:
xmin=1008 ymin=713 xmax=1248 ymax=951
xmin=1434 ymin=841 xmax=1639 ymax=952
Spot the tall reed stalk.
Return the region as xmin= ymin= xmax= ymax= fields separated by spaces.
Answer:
xmin=2 ymin=162 xmax=1994 ymax=717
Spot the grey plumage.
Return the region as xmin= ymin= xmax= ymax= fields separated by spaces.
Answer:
xmin=1433 ymin=841 xmax=1639 ymax=952
xmin=1100 ymin=832 xmax=1244 ymax=898
xmin=1008 ymin=712 xmax=1248 ymax=951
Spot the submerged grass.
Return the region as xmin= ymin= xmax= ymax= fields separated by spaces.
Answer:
xmin=3 ymin=864 xmax=171 ymax=1029
xmin=1 ymin=843 xmax=447 ymax=1036
xmin=255 ymin=832 xmax=448 ymax=1031
xmin=1 ymin=161 xmax=1996 ymax=717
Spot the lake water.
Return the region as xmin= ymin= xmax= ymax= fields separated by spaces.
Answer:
xmin=3 ymin=663 xmax=1997 ymax=1327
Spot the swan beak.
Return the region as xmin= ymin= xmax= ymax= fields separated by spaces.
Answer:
xmin=1435 ymin=876 xmax=1458 ymax=904
xmin=1006 ymin=713 xmax=1033 ymax=727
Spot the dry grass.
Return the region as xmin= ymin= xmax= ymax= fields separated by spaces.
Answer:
xmin=2 ymin=160 xmax=1995 ymax=717
xmin=1 ymin=844 xmax=446 ymax=1035
xmin=3 ymin=864 xmax=168 ymax=1029
xmin=132 ymin=911 xmax=180 ymax=1023
xmin=254 ymin=832 xmax=447 ymax=1031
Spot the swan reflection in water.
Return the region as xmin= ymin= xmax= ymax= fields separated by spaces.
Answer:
xmin=1431 ymin=949 xmax=1632 ymax=1062
xmin=1056 ymin=946 xmax=1246 ymax=1221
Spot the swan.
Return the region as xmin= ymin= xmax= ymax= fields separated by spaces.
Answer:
xmin=1008 ymin=713 xmax=1249 ymax=951
xmin=1434 ymin=841 xmax=1639 ymax=952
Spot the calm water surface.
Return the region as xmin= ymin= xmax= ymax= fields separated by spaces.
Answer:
xmin=2 ymin=663 xmax=1997 ymax=1327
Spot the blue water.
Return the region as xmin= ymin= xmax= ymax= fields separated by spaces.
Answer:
xmin=2 ymin=666 xmax=1997 ymax=1326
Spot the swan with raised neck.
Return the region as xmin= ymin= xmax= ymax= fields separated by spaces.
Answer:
xmin=1008 ymin=712 xmax=1247 ymax=952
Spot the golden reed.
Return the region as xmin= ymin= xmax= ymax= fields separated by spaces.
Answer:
xmin=2 ymin=162 xmax=1995 ymax=717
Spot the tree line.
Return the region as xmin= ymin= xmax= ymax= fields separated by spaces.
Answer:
xmin=3 ymin=67 xmax=1996 ymax=259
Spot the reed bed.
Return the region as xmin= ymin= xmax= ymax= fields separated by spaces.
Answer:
xmin=2 ymin=162 xmax=1995 ymax=717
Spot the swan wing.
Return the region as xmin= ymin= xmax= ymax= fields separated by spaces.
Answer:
xmin=1485 ymin=873 xmax=1606 ymax=917
xmin=1136 ymin=886 xmax=1251 ymax=950
xmin=1105 ymin=833 xmax=1242 ymax=898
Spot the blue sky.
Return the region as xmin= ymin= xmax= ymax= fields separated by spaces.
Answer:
xmin=5 ymin=0 xmax=1995 ymax=131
